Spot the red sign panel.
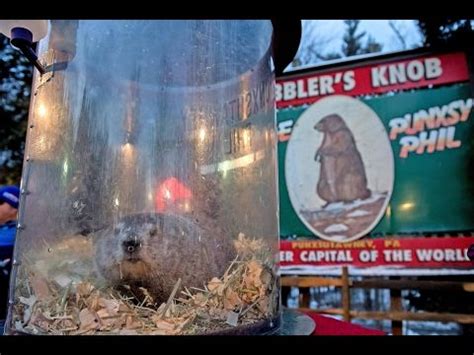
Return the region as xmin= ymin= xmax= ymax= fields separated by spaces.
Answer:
xmin=280 ymin=237 xmax=473 ymax=270
xmin=276 ymin=52 xmax=470 ymax=109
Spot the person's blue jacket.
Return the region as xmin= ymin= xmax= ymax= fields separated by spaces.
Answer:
xmin=0 ymin=220 xmax=16 ymax=261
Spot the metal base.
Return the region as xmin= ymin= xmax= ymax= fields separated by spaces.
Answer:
xmin=206 ymin=308 xmax=315 ymax=335
xmin=274 ymin=308 xmax=316 ymax=335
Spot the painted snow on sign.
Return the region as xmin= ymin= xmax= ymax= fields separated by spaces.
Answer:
xmin=324 ymin=224 xmax=349 ymax=233
xmin=347 ymin=209 xmax=370 ymax=218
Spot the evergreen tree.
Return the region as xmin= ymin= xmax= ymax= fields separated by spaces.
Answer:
xmin=417 ymin=19 xmax=473 ymax=49
xmin=363 ymin=35 xmax=383 ymax=54
xmin=341 ymin=20 xmax=366 ymax=57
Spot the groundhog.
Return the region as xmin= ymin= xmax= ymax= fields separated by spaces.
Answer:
xmin=93 ymin=212 xmax=236 ymax=303
xmin=314 ymin=114 xmax=371 ymax=205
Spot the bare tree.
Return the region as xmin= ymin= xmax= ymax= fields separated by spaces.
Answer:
xmin=290 ymin=21 xmax=338 ymax=68
xmin=389 ymin=20 xmax=407 ymax=50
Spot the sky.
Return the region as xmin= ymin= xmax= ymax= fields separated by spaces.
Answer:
xmin=292 ymin=20 xmax=424 ymax=68
xmin=358 ymin=20 xmax=423 ymax=50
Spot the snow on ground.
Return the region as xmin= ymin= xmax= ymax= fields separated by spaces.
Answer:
xmin=324 ymin=224 xmax=349 ymax=233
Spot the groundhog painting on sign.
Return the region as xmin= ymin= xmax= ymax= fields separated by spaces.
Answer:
xmin=314 ymin=114 xmax=371 ymax=205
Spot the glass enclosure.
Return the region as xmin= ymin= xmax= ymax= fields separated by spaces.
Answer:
xmin=5 ymin=20 xmax=280 ymax=335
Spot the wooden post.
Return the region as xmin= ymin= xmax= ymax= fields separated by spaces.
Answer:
xmin=341 ymin=266 xmax=351 ymax=322
xmin=281 ymin=286 xmax=290 ymax=307
xmin=390 ymin=276 xmax=403 ymax=335
xmin=299 ymin=287 xmax=311 ymax=308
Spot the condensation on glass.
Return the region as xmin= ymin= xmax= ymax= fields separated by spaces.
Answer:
xmin=5 ymin=20 xmax=280 ymax=335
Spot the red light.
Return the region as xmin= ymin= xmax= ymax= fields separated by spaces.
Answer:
xmin=156 ymin=177 xmax=192 ymax=212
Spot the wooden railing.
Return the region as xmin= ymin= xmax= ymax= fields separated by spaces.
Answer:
xmin=281 ymin=267 xmax=474 ymax=335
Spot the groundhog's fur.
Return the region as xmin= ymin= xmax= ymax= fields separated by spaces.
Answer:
xmin=314 ymin=114 xmax=371 ymax=204
xmin=93 ymin=213 xmax=236 ymax=303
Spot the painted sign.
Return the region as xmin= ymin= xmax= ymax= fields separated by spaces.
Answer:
xmin=280 ymin=237 xmax=474 ymax=275
xmin=276 ymin=52 xmax=470 ymax=108
xmin=277 ymin=50 xmax=474 ymax=274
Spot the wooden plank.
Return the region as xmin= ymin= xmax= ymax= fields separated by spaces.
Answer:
xmin=351 ymin=311 xmax=474 ymax=324
xmin=352 ymin=279 xmax=474 ymax=291
xmin=301 ymin=307 xmax=345 ymax=315
xmin=281 ymin=277 xmax=344 ymax=288
xmin=282 ymin=277 xmax=474 ymax=292
xmin=463 ymin=283 xmax=474 ymax=292
xmin=341 ymin=266 xmax=351 ymax=322
xmin=301 ymin=308 xmax=474 ymax=324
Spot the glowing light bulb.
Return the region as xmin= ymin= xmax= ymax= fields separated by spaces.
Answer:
xmin=399 ymin=202 xmax=414 ymax=211
xmin=243 ymin=129 xmax=251 ymax=148
xmin=63 ymin=159 xmax=68 ymax=176
xmin=199 ymin=128 xmax=206 ymax=142
xmin=37 ymin=103 xmax=47 ymax=118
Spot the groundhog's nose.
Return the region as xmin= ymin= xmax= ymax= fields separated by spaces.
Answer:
xmin=123 ymin=238 xmax=141 ymax=254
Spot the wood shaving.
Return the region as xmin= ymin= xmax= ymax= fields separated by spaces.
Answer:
xmin=11 ymin=233 xmax=277 ymax=335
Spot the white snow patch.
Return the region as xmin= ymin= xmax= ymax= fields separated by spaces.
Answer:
xmin=324 ymin=224 xmax=349 ymax=233
xmin=324 ymin=202 xmax=345 ymax=211
xmin=323 ymin=192 xmax=386 ymax=212
xmin=347 ymin=209 xmax=370 ymax=217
